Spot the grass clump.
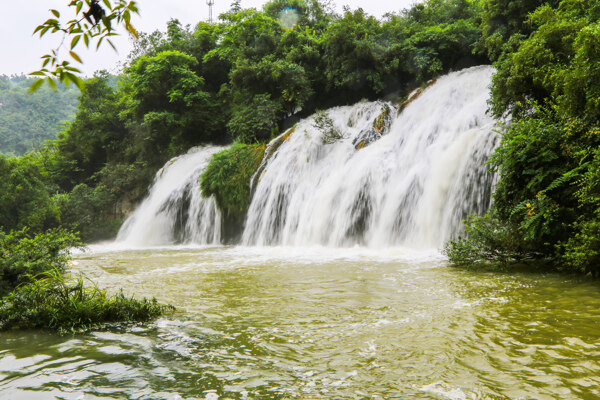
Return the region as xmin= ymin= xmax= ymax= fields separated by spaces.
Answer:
xmin=0 ymin=269 xmax=173 ymax=333
xmin=200 ymin=143 xmax=266 ymax=222
xmin=0 ymin=228 xmax=174 ymax=332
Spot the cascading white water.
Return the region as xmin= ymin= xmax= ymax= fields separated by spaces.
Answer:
xmin=116 ymin=146 xmax=225 ymax=246
xmin=243 ymin=66 xmax=498 ymax=248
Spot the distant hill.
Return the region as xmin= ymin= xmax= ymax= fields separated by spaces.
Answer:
xmin=0 ymin=75 xmax=79 ymax=155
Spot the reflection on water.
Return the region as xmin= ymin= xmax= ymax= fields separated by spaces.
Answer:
xmin=1 ymin=246 xmax=600 ymax=399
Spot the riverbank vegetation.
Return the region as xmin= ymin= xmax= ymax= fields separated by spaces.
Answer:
xmin=0 ymin=228 xmax=173 ymax=332
xmin=445 ymin=0 xmax=600 ymax=274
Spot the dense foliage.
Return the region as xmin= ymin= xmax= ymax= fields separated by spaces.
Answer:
xmin=0 ymin=75 xmax=78 ymax=154
xmin=0 ymin=228 xmax=79 ymax=297
xmin=201 ymin=143 xmax=266 ymax=238
xmin=446 ymin=0 xmax=600 ymax=274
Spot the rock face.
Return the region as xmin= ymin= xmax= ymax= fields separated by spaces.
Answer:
xmin=351 ymin=102 xmax=395 ymax=150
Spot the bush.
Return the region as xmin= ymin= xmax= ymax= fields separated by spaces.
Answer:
xmin=0 ymin=228 xmax=80 ymax=297
xmin=0 ymin=269 xmax=173 ymax=333
xmin=200 ymin=143 xmax=266 ymax=222
xmin=561 ymin=219 xmax=600 ymax=274
xmin=0 ymin=228 xmax=174 ymax=332
xmin=0 ymin=156 xmax=59 ymax=232
xmin=227 ymin=94 xmax=282 ymax=143
xmin=444 ymin=213 xmax=542 ymax=266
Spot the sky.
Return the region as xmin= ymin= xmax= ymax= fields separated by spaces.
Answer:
xmin=0 ymin=0 xmax=416 ymax=77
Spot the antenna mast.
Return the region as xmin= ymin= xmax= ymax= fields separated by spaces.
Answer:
xmin=207 ymin=0 xmax=214 ymax=23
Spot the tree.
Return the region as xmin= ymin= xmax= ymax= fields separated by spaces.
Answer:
xmin=321 ymin=9 xmax=388 ymax=100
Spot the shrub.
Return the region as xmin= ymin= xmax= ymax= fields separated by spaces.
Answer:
xmin=200 ymin=143 xmax=266 ymax=222
xmin=0 ymin=228 xmax=174 ymax=332
xmin=0 ymin=228 xmax=80 ymax=297
xmin=227 ymin=94 xmax=282 ymax=143
xmin=444 ymin=213 xmax=542 ymax=266
xmin=0 ymin=269 xmax=173 ymax=333
xmin=561 ymin=219 xmax=600 ymax=274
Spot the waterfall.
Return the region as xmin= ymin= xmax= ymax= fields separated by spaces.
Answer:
xmin=116 ymin=146 xmax=225 ymax=246
xmin=243 ymin=66 xmax=498 ymax=248
xmin=116 ymin=66 xmax=498 ymax=249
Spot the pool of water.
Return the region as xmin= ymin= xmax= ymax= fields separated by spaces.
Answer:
xmin=1 ymin=245 xmax=600 ymax=399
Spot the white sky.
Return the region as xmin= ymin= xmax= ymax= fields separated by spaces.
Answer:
xmin=0 ymin=0 xmax=416 ymax=76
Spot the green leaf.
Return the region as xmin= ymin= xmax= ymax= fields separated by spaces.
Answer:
xmin=71 ymin=35 xmax=81 ymax=49
xmin=76 ymin=1 xmax=83 ymax=14
xmin=83 ymin=33 xmax=90 ymax=47
xmin=65 ymin=73 xmax=85 ymax=90
xmin=101 ymin=15 xmax=112 ymax=31
xmin=106 ymin=39 xmax=117 ymax=51
xmin=69 ymin=51 xmax=83 ymax=63
xmin=125 ymin=21 xmax=138 ymax=38
xmin=48 ymin=79 xmax=58 ymax=91
xmin=50 ymin=9 xmax=60 ymax=18
xmin=28 ymin=79 xmax=45 ymax=93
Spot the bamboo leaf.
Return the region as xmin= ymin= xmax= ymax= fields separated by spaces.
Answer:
xmin=125 ymin=21 xmax=138 ymax=38
xmin=48 ymin=78 xmax=58 ymax=91
xmin=71 ymin=35 xmax=81 ymax=49
xmin=65 ymin=73 xmax=85 ymax=90
xmin=69 ymin=51 xmax=83 ymax=63
xmin=106 ymin=39 xmax=117 ymax=51
xmin=29 ymin=79 xmax=45 ymax=93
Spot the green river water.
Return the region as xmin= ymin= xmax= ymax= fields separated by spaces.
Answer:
xmin=1 ymin=245 xmax=600 ymax=399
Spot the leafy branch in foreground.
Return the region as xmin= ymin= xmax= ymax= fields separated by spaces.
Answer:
xmin=31 ymin=0 xmax=139 ymax=90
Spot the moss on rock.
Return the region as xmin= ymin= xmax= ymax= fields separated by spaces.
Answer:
xmin=200 ymin=143 xmax=266 ymax=225
xmin=372 ymin=104 xmax=391 ymax=133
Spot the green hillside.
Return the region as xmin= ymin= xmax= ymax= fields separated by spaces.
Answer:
xmin=0 ymin=75 xmax=79 ymax=155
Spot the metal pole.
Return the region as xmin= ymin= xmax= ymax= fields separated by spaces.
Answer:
xmin=207 ymin=0 xmax=214 ymax=23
